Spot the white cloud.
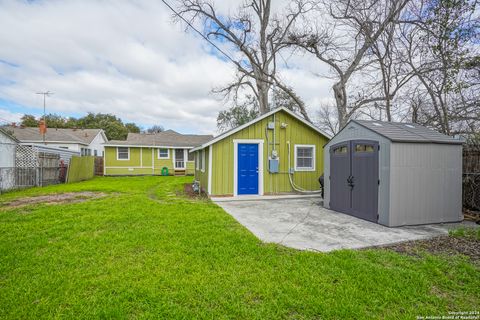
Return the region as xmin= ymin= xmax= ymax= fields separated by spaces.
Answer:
xmin=0 ymin=108 xmax=23 ymax=125
xmin=0 ymin=0 xmax=333 ymax=134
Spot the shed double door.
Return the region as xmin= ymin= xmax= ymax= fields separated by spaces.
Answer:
xmin=330 ymin=140 xmax=379 ymax=223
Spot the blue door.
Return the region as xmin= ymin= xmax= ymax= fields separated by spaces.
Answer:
xmin=237 ymin=143 xmax=259 ymax=195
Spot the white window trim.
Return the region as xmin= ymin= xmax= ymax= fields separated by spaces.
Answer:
xmin=158 ymin=148 xmax=169 ymax=159
xmin=294 ymin=144 xmax=315 ymax=171
xmin=117 ymin=147 xmax=130 ymax=161
xmin=201 ymin=149 xmax=206 ymax=172
xmin=233 ymin=139 xmax=264 ymax=196
xmin=173 ymin=148 xmax=186 ymax=169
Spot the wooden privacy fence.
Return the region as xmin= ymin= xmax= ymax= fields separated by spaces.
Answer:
xmin=463 ymin=145 xmax=480 ymax=211
xmin=66 ymin=156 xmax=95 ymax=183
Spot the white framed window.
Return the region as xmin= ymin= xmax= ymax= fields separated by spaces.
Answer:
xmin=200 ymin=149 xmax=206 ymax=172
xmin=294 ymin=145 xmax=315 ymax=171
xmin=158 ymin=148 xmax=169 ymax=159
xmin=117 ymin=147 xmax=130 ymax=160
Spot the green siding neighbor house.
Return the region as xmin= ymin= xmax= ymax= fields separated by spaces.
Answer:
xmin=103 ymin=130 xmax=212 ymax=176
xmin=191 ymin=107 xmax=331 ymax=196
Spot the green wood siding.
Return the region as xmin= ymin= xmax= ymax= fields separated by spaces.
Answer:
xmin=105 ymin=146 xmax=194 ymax=176
xmin=194 ymin=148 xmax=209 ymax=193
xmin=204 ymin=110 xmax=329 ymax=196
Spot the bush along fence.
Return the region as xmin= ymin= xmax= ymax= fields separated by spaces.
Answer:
xmin=0 ymin=145 xmax=68 ymax=193
xmin=66 ymin=156 xmax=95 ymax=183
xmin=463 ymin=144 xmax=480 ymax=212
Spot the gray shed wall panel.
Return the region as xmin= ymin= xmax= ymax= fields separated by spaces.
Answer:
xmin=324 ymin=122 xmax=391 ymax=225
xmin=388 ymin=143 xmax=462 ymax=226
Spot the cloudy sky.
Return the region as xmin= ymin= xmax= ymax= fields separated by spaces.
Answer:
xmin=0 ymin=0 xmax=333 ymax=134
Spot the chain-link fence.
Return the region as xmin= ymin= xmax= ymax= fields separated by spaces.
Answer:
xmin=0 ymin=144 xmax=67 ymax=193
xmin=463 ymin=145 xmax=480 ymax=212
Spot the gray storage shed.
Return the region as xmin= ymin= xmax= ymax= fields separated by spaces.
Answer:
xmin=324 ymin=120 xmax=463 ymax=227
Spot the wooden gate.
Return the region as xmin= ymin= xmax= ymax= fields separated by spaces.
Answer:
xmin=37 ymin=152 xmax=60 ymax=186
xmin=94 ymin=156 xmax=104 ymax=176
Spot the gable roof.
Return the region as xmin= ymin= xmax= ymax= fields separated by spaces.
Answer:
xmin=0 ymin=127 xmax=19 ymax=143
xmin=3 ymin=126 xmax=105 ymax=145
xmin=352 ymin=120 xmax=463 ymax=144
xmin=105 ymin=129 xmax=213 ymax=148
xmin=190 ymin=107 xmax=331 ymax=152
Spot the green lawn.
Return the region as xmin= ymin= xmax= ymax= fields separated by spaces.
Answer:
xmin=0 ymin=177 xmax=478 ymax=319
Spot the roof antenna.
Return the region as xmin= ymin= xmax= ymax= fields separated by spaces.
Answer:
xmin=36 ymin=91 xmax=53 ymax=144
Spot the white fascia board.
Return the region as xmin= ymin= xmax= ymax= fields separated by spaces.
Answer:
xmin=190 ymin=107 xmax=331 ymax=153
xmin=103 ymin=144 xmax=195 ymax=148
xmin=21 ymin=140 xmax=88 ymax=145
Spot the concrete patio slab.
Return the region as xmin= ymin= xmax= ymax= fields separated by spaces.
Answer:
xmin=214 ymin=197 xmax=476 ymax=252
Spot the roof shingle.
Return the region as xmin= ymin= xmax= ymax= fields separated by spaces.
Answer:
xmin=353 ymin=120 xmax=463 ymax=144
xmin=106 ymin=130 xmax=213 ymax=148
xmin=3 ymin=126 xmax=104 ymax=144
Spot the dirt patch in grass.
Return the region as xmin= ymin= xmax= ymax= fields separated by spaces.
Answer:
xmin=1 ymin=192 xmax=108 ymax=210
xmin=383 ymin=235 xmax=480 ymax=262
xmin=181 ymin=183 xmax=208 ymax=200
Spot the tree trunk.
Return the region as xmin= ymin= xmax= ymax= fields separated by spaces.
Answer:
xmin=333 ymin=81 xmax=349 ymax=128
xmin=256 ymin=80 xmax=269 ymax=114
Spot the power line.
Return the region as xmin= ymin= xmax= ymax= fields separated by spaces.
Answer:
xmin=160 ymin=0 xmax=238 ymax=65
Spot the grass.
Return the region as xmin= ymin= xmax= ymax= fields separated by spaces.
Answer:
xmin=449 ymin=226 xmax=480 ymax=240
xmin=0 ymin=176 xmax=479 ymax=319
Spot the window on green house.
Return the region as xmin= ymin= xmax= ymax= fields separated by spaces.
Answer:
xmin=294 ymin=145 xmax=315 ymax=171
xmin=188 ymin=151 xmax=194 ymax=161
xmin=117 ymin=147 xmax=129 ymax=160
xmin=158 ymin=148 xmax=169 ymax=159
xmin=201 ymin=150 xmax=206 ymax=172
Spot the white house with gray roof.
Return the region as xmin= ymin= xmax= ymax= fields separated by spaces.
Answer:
xmin=4 ymin=126 xmax=108 ymax=156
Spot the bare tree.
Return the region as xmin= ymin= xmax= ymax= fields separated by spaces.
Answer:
xmin=288 ymin=0 xmax=409 ymax=128
xmin=398 ymin=0 xmax=478 ymax=134
xmin=175 ymin=0 xmax=314 ymax=120
xmin=315 ymin=103 xmax=339 ymax=136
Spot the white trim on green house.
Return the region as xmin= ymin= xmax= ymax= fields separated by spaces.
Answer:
xmin=208 ymin=145 xmax=213 ymax=195
xmin=294 ymin=144 xmax=316 ymax=171
xmin=116 ymin=147 xmax=130 ymax=160
xmin=190 ymin=107 xmax=331 ymax=153
xmin=233 ymin=139 xmax=264 ymax=196
xmin=158 ymin=148 xmax=169 ymax=159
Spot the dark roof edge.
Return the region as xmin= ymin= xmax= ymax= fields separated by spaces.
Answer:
xmin=351 ymin=120 xmax=463 ymax=145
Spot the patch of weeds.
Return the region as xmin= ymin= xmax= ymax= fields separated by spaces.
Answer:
xmin=449 ymin=227 xmax=480 ymax=240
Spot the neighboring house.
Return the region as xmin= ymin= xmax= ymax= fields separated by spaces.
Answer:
xmin=324 ymin=120 xmax=463 ymax=227
xmin=190 ymin=107 xmax=331 ymax=197
xmin=103 ymin=130 xmax=213 ymax=176
xmin=0 ymin=128 xmax=19 ymax=191
xmin=4 ymin=126 xmax=108 ymax=156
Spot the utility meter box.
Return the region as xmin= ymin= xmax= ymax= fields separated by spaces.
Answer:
xmin=268 ymin=158 xmax=279 ymax=173
xmin=267 ymin=122 xmax=275 ymax=130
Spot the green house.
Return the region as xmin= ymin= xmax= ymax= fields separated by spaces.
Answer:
xmin=191 ymin=107 xmax=331 ymax=196
xmin=103 ymin=130 xmax=213 ymax=176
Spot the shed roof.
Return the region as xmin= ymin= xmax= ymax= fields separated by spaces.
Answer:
xmin=3 ymin=126 xmax=104 ymax=145
xmin=105 ymin=130 xmax=213 ymax=148
xmin=352 ymin=120 xmax=463 ymax=144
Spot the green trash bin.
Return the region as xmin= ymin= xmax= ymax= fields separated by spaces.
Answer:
xmin=161 ymin=167 xmax=169 ymax=176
